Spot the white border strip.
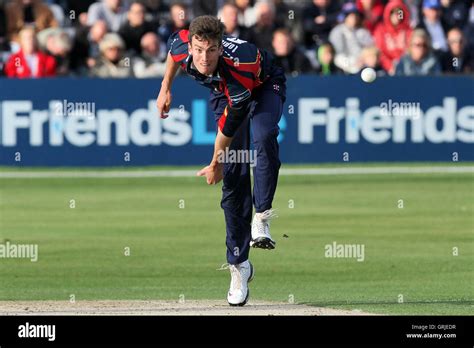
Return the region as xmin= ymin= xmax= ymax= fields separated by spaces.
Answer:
xmin=0 ymin=166 xmax=473 ymax=178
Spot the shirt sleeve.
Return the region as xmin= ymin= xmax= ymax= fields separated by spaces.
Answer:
xmin=167 ymin=29 xmax=190 ymax=65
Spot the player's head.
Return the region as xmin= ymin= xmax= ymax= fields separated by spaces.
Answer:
xmin=188 ymin=15 xmax=225 ymax=76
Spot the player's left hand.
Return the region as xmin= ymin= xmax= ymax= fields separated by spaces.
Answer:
xmin=197 ymin=163 xmax=223 ymax=185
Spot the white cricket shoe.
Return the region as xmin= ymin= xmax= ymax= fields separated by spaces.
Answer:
xmin=250 ymin=209 xmax=277 ymax=249
xmin=227 ymin=260 xmax=254 ymax=306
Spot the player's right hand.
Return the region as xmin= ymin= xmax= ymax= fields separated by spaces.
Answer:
xmin=156 ymin=89 xmax=172 ymax=119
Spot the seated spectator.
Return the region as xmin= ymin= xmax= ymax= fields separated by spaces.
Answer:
xmin=220 ymin=2 xmax=250 ymax=41
xmin=440 ymin=0 xmax=470 ymax=31
xmin=303 ymin=0 xmax=340 ymax=48
xmin=273 ymin=0 xmax=294 ymax=28
xmin=37 ymin=27 xmax=72 ymax=75
xmin=417 ymin=0 xmax=448 ymax=53
xmin=0 ymin=0 xmax=8 ymax=51
xmin=373 ymin=0 xmax=412 ymax=74
xmin=329 ymin=2 xmax=373 ymax=74
xmin=70 ymin=20 xmax=108 ymax=74
xmin=158 ymin=2 xmax=189 ymax=44
xmin=140 ymin=0 xmax=169 ymax=23
xmin=356 ymin=0 xmax=384 ymax=34
xmin=395 ymin=29 xmax=441 ymax=75
xmin=90 ymin=33 xmax=133 ymax=78
xmin=119 ymin=1 xmax=156 ymax=55
xmin=48 ymin=1 xmax=66 ymax=27
xmin=440 ymin=27 xmax=473 ymax=73
xmin=464 ymin=3 xmax=474 ymax=54
xmin=315 ymin=42 xmax=344 ymax=75
xmin=247 ymin=1 xmax=278 ymax=53
xmin=234 ymin=0 xmax=256 ymax=28
xmin=4 ymin=25 xmax=56 ymax=78
xmin=272 ymin=28 xmax=313 ymax=76
xmin=194 ymin=0 xmax=219 ymax=17
xmin=87 ymin=0 xmax=128 ymax=33
xmin=405 ymin=0 xmax=420 ymax=28
xmin=358 ymin=46 xmax=386 ymax=75
xmin=64 ymin=0 xmax=96 ymax=26
xmin=133 ymin=32 xmax=166 ymax=78
xmin=6 ymin=0 xmax=58 ymax=44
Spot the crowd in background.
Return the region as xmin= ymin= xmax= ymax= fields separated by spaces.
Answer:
xmin=0 ymin=0 xmax=473 ymax=78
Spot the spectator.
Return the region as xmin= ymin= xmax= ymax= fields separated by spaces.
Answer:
xmin=0 ymin=0 xmax=8 ymax=51
xmin=272 ymin=28 xmax=313 ymax=76
xmin=48 ymin=1 xmax=66 ymax=27
xmin=87 ymin=0 xmax=128 ymax=32
xmin=395 ymin=28 xmax=441 ymax=75
xmin=247 ymin=1 xmax=278 ymax=52
xmin=234 ymin=0 xmax=256 ymax=28
xmin=65 ymin=0 xmax=96 ymax=26
xmin=417 ymin=0 xmax=448 ymax=53
xmin=90 ymin=32 xmax=132 ymax=77
xmin=158 ymin=2 xmax=189 ymax=44
xmin=315 ymin=42 xmax=343 ymax=75
xmin=358 ymin=46 xmax=386 ymax=75
xmin=119 ymin=1 xmax=156 ymax=55
xmin=70 ymin=20 xmax=108 ymax=74
xmin=4 ymin=25 xmax=56 ymax=78
xmin=329 ymin=2 xmax=373 ymax=74
xmin=302 ymin=0 xmax=340 ymax=48
xmin=37 ymin=27 xmax=72 ymax=75
xmin=194 ymin=0 xmax=219 ymax=17
xmin=132 ymin=32 xmax=166 ymax=77
xmin=405 ymin=0 xmax=420 ymax=28
xmin=464 ymin=3 xmax=474 ymax=54
xmin=273 ymin=0 xmax=294 ymax=29
xmin=6 ymin=0 xmax=58 ymax=44
xmin=356 ymin=0 xmax=384 ymax=34
xmin=220 ymin=2 xmax=250 ymax=40
xmin=440 ymin=27 xmax=473 ymax=73
xmin=373 ymin=0 xmax=412 ymax=74
xmin=140 ymin=0 xmax=169 ymax=23
xmin=440 ymin=0 xmax=470 ymax=31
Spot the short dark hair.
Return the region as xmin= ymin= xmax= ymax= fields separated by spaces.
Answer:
xmin=170 ymin=2 xmax=187 ymax=11
xmin=188 ymin=15 xmax=225 ymax=46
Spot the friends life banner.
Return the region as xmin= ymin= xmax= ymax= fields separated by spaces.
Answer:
xmin=0 ymin=75 xmax=472 ymax=166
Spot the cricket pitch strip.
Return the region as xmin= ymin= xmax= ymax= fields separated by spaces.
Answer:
xmin=0 ymin=300 xmax=373 ymax=316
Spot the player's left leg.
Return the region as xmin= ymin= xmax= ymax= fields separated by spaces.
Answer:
xmin=220 ymin=117 xmax=255 ymax=306
xmin=210 ymin=90 xmax=254 ymax=306
xmin=249 ymin=82 xmax=285 ymax=249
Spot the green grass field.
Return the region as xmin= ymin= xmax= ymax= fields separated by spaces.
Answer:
xmin=0 ymin=164 xmax=473 ymax=315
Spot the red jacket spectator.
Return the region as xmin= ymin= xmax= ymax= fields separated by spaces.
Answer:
xmin=5 ymin=26 xmax=56 ymax=78
xmin=356 ymin=0 xmax=384 ymax=34
xmin=373 ymin=0 xmax=412 ymax=73
xmin=5 ymin=50 xmax=56 ymax=78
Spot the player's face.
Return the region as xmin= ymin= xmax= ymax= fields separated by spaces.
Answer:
xmin=189 ymin=37 xmax=222 ymax=76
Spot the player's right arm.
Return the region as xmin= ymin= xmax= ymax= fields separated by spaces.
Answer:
xmin=156 ymin=30 xmax=190 ymax=118
xmin=156 ymin=52 xmax=180 ymax=119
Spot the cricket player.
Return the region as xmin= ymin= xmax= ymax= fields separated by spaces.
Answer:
xmin=156 ymin=15 xmax=286 ymax=306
